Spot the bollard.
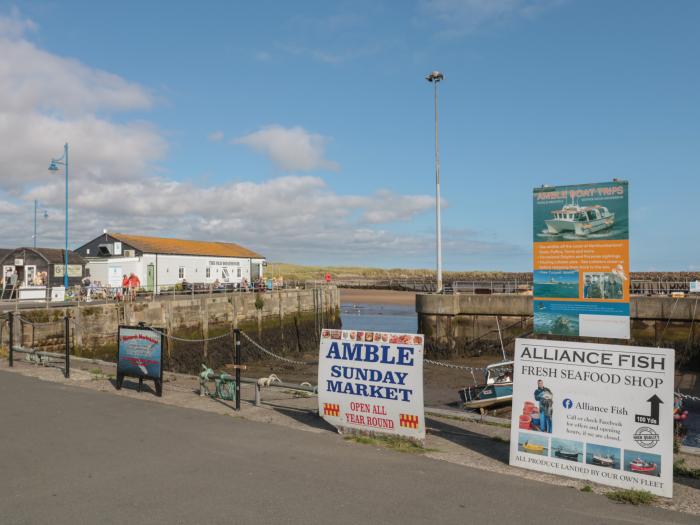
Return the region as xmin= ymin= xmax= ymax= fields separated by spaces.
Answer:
xmin=255 ymin=382 xmax=261 ymax=407
xmin=8 ymin=311 xmax=13 ymax=367
xmin=64 ymin=315 xmax=70 ymax=378
xmin=234 ymin=328 xmax=241 ymax=411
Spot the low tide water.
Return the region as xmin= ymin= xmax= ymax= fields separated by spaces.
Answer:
xmin=340 ymin=302 xmax=417 ymax=334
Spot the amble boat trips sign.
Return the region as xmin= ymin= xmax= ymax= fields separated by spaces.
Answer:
xmin=318 ymin=329 xmax=425 ymax=441
xmin=509 ymin=338 xmax=674 ymax=498
xmin=533 ymin=181 xmax=630 ymax=339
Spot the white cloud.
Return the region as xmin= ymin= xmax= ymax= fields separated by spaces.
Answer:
xmin=233 ymin=125 xmax=340 ymax=172
xmin=208 ymin=130 xmax=224 ymax=142
xmin=0 ymin=10 xmax=520 ymax=267
xmin=0 ymin=7 xmax=36 ymax=39
xmin=420 ymin=0 xmax=564 ymax=35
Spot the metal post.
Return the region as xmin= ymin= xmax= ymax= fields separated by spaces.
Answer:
xmin=234 ymin=328 xmax=241 ymax=411
xmin=8 ymin=312 xmax=13 ymax=367
xmin=64 ymin=315 xmax=70 ymax=378
xmin=33 ymin=199 xmax=37 ymax=248
xmin=64 ymin=143 xmax=69 ymax=290
xmin=434 ymin=79 xmax=443 ymax=294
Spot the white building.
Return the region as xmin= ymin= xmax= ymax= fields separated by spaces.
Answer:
xmin=76 ymin=232 xmax=265 ymax=290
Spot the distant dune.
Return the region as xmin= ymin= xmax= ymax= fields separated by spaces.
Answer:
xmin=270 ymin=262 xmax=699 ymax=283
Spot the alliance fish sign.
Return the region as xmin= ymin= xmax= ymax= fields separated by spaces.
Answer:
xmin=318 ymin=329 xmax=425 ymax=441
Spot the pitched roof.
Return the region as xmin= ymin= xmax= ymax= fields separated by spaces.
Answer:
xmin=110 ymin=233 xmax=264 ymax=259
xmin=0 ymin=248 xmax=85 ymax=265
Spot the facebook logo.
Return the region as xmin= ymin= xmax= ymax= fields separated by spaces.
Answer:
xmin=562 ymin=398 xmax=573 ymax=409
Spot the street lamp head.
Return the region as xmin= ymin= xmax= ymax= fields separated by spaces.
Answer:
xmin=425 ymin=70 xmax=444 ymax=83
xmin=48 ymin=161 xmax=59 ymax=171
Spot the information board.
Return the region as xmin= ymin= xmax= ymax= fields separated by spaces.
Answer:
xmin=509 ymin=338 xmax=674 ymax=498
xmin=318 ymin=329 xmax=425 ymax=441
xmin=117 ymin=326 xmax=164 ymax=396
xmin=533 ymin=181 xmax=630 ymax=339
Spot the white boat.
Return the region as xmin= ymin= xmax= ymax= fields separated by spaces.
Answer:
xmin=592 ymin=454 xmax=615 ymax=467
xmin=545 ymin=202 xmax=615 ymax=237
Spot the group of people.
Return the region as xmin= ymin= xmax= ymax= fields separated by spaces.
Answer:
xmin=583 ymin=273 xmax=624 ymax=299
xmin=121 ymin=273 xmax=141 ymax=301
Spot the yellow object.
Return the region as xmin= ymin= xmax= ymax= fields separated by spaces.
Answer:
xmin=523 ymin=441 xmax=545 ymax=452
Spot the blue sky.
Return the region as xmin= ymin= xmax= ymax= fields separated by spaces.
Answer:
xmin=0 ymin=1 xmax=698 ymax=271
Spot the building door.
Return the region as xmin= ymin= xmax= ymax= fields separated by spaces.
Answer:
xmin=147 ymin=264 xmax=155 ymax=292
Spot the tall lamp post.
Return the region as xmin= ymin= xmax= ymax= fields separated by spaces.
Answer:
xmin=48 ymin=143 xmax=69 ymax=289
xmin=426 ymin=71 xmax=444 ymax=293
xmin=33 ymin=200 xmax=48 ymax=248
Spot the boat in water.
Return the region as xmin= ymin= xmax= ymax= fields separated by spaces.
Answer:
xmin=592 ymin=454 xmax=615 ymax=467
xmin=544 ymin=202 xmax=615 ymax=237
xmin=629 ymin=458 xmax=657 ymax=473
xmin=522 ymin=441 xmax=545 ymax=453
xmin=459 ymin=361 xmax=513 ymax=410
xmin=554 ymin=449 xmax=580 ymax=461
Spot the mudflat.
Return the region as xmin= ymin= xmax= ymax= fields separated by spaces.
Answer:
xmin=340 ymin=288 xmax=416 ymax=306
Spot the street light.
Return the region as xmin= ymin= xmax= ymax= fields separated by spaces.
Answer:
xmin=426 ymin=71 xmax=444 ymax=293
xmin=33 ymin=200 xmax=49 ymax=248
xmin=48 ymin=143 xmax=69 ymax=288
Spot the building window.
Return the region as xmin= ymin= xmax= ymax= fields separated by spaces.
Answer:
xmin=206 ymin=267 xmax=211 ymax=278
xmin=86 ymin=248 xmax=90 ymax=255
xmin=237 ymin=268 xmax=241 ymax=278
xmin=178 ymin=267 xmax=185 ymax=279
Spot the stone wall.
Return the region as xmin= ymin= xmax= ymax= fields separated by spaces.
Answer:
xmin=417 ymin=294 xmax=700 ymax=369
xmin=1 ymin=287 xmax=340 ymax=374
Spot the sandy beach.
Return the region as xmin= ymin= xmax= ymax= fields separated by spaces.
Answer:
xmin=340 ymin=288 xmax=416 ymax=306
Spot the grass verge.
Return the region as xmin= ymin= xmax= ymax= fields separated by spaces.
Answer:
xmin=605 ymin=489 xmax=655 ymax=505
xmin=344 ymin=434 xmax=436 ymax=454
xmin=674 ymin=458 xmax=700 ymax=479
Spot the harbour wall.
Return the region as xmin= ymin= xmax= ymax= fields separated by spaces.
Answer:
xmin=1 ymin=287 xmax=340 ymax=374
xmin=417 ymin=294 xmax=700 ymax=369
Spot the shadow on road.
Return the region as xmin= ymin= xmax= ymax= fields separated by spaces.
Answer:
xmin=425 ymin=416 xmax=509 ymax=464
xmin=268 ymin=404 xmax=338 ymax=433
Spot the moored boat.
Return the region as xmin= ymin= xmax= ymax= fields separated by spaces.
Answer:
xmin=459 ymin=361 xmax=513 ymax=410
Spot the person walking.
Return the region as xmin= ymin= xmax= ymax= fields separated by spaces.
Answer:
xmin=128 ymin=273 xmax=140 ymax=301
xmin=121 ymin=274 xmax=129 ymax=301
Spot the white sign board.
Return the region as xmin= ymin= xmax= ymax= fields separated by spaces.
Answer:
xmin=690 ymin=281 xmax=700 ymax=294
xmin=318 ymin=329 xmax=425 ymax=441
xmin=509 ymin=339 xmax=674 ymax=498
xmin=108 ymin=267 xmax=122 ymax=288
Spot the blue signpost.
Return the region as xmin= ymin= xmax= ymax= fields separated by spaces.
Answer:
xmin=116 ymin=325 xmax=165 ymax=396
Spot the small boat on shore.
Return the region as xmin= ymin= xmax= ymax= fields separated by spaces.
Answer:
xmin=523 ymin=441 xmax=545 ymax=453
xmin=592 ymin=454 xmax=615 ymax=467
xmin=629 ymin=458 xmax=657 ymax=474
xmin=459 ymin=361 xmax=513 ymax=410
xmin=554 ymin=449 xmax=580 ymax=461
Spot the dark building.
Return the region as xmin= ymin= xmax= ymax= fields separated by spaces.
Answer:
xmin=1 ymin=247 xmax=86 ymax=290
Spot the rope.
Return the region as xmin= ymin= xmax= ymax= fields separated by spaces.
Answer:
xmin=18 ymin=316 xmax=63 ymax=327
xmin=424 ymin=359 xmax=488 ymax=372
xmin=240 ymin=331 xmax=318 ymax=366
xmin=657 ymin=297 xmax=680 ymax=346
xmin=146 ymin=326 xmax=234 ymax=343
xmin=676 ymin=392 xmax=700 ymax=402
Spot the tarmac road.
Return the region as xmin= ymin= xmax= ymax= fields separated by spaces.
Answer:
xmin=0 ymin=371 xmax=694 ymax=525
